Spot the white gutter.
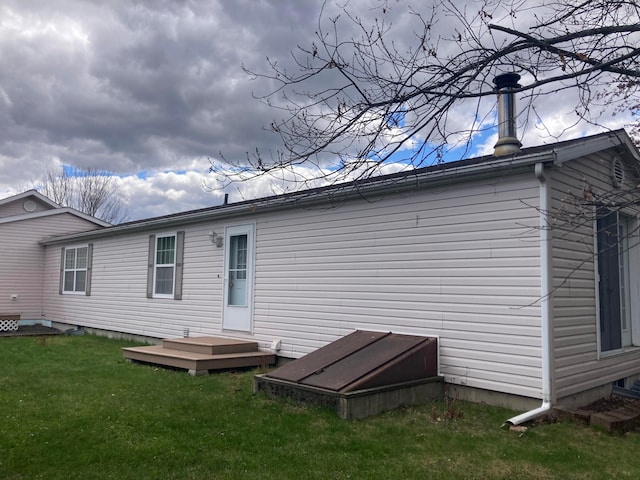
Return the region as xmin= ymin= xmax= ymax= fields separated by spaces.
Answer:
xmin=505 ymin=162 xmax=554 ymax=426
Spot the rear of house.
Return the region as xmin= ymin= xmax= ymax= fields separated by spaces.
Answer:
xmin=34 ymin=129 xmax=640 ymax=412
xmin=40 ymin=164 xmax=543 ymax=406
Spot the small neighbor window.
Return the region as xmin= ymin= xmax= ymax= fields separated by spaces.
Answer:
xmin=147 ymin=232 xmax=185 ymax=300
xmin=60 ymin=244 xmax=93 ymax=295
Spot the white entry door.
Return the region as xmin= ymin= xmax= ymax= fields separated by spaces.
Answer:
xmin=222 ymin=224 xmax=255 ymax=332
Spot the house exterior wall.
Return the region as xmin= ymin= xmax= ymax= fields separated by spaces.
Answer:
xmin=42 ymin=171 xmax=544 ymax=399
xmin=0 ymin=213 xmax=102 ymax=321
xmin=43 ymin=223 xmax=225 ymax=339
xmin=253 ymin=173 xmax=543 ymax=399
xmin=550 ymin=152 xmax=640 ymax=401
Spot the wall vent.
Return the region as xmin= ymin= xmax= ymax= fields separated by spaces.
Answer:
xmin=611 ymin=157 xmax=625 ymax=188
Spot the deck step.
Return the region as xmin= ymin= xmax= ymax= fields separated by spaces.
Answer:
xmin=122 ymin=336 xmax=275 ymax=376
xmin=162 ymin=336 xmax=259 ymax=355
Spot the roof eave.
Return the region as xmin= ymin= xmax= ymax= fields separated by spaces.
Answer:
xmin=38 ymin=129 xmax=640 ymax=247
xmin=553 ymin=129 xmax=640 ymax=165
xmin=0 ymin=189 xmax=61 ymax=209
xmin=2 ymin=207 xmax=110 ymax=228
xmin=39 ymin=150 xmax=557 ymax=245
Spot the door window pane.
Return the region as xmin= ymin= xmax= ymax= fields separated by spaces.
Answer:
xmin=228 ymin=234 xmax=248 ymax=305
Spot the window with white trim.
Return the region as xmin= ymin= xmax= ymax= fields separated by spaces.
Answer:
xmin=147 ymin=232 xmax=184 ymax=300
xmin=154 ymin=235 xmax=176 ymax=296
xmin=61 ymin=245 xmax=92 ymax=294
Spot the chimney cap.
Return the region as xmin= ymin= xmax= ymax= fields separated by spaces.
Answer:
xmin=494 ymin=72 xmax=521 ymax=90
xmin=493 ymin=72 xmax=522 ymax=156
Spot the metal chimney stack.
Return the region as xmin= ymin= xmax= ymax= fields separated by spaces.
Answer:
xmin=493 ymin=73 xmax=522 ymax=156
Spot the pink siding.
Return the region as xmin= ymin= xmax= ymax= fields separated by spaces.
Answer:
xmin=0 ymin=213 xmax=102 ymax=321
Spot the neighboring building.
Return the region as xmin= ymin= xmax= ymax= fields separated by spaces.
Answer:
xmin=0 ymin=190 xmax=109 ymax=330
xmin=3 ymin=128 xmax=640 ymax=421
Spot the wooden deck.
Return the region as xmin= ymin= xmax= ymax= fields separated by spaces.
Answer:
xmin=122 ymin=336 xmax=276 ymax=376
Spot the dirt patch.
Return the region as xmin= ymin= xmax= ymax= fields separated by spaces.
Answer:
xmin=581 ymin=396 xmax=631 ymax=413
xmin=551 ymin=396 xmax=640 ymax=433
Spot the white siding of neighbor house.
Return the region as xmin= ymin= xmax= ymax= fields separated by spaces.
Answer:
xmin=551 ymin=153 xmax=640 ymax=400
xmin=42 ymin=172 xmax=544 ymax=399
xmin=0 ymin=213 xmax=102 ymax=321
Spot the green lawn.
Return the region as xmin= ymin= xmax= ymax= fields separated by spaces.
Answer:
xmin=1 ymin=334 xmax=639 ymax=479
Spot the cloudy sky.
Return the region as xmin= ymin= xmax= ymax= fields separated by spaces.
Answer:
xmin=0 ymin=0 xmax=634 ymax=221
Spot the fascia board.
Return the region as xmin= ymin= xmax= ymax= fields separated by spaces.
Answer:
xmin=553 ymin=130 xmax=640 ymax=165
xmin=0 ymin=190 xmax=61 ymax=209
xmin=1 ymin=208 xmax=109 ymax=227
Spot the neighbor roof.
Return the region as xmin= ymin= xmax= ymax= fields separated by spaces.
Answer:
xmin=0 ymin=189 xmax=61 ymax=209
xmin=0 ymin=190 xmax=111 ymax=229
xmin=0 ymin=207 xmax=111 ymax=228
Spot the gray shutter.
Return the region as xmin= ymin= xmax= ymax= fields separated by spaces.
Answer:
xmin=174 ymin=231 xmax=185 ymax=300
xmin=147 ymin=235 xmax=156 ymax=298
xmin=59 ymin=247 xmax=65 ymax=295
xmin=85 ymin=243 xmax=93 ymax=296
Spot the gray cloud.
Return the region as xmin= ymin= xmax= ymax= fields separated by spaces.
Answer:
xmin=0 ymin=0 xmax=320 ymax=177
xmin=0 ymin=0 xmax=345 ymax=219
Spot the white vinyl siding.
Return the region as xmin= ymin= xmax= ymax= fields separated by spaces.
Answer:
xmin=44 ymin=227 xmax=214 ymax=339
xmin=551 ymin=154 xmax=640 ymax=400
xmin=252 ymin=174 xmax=543 ymax=398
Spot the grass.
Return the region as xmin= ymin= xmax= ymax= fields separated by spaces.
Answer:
xmin=1 ymin=335 xmax=640 ymax=479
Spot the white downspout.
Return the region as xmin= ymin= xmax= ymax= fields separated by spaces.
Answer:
xmin=504 ymin=162 xmax=553 ymax=426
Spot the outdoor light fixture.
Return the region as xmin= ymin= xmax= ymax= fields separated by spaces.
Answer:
xmin=208 ymin=231 xmax=223 ymax=248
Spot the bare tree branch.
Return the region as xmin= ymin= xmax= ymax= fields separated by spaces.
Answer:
xmin=213 ymin=0 xmax=640 ymax=190
xmin=38 ymin=165 xmax=128 ymax=224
